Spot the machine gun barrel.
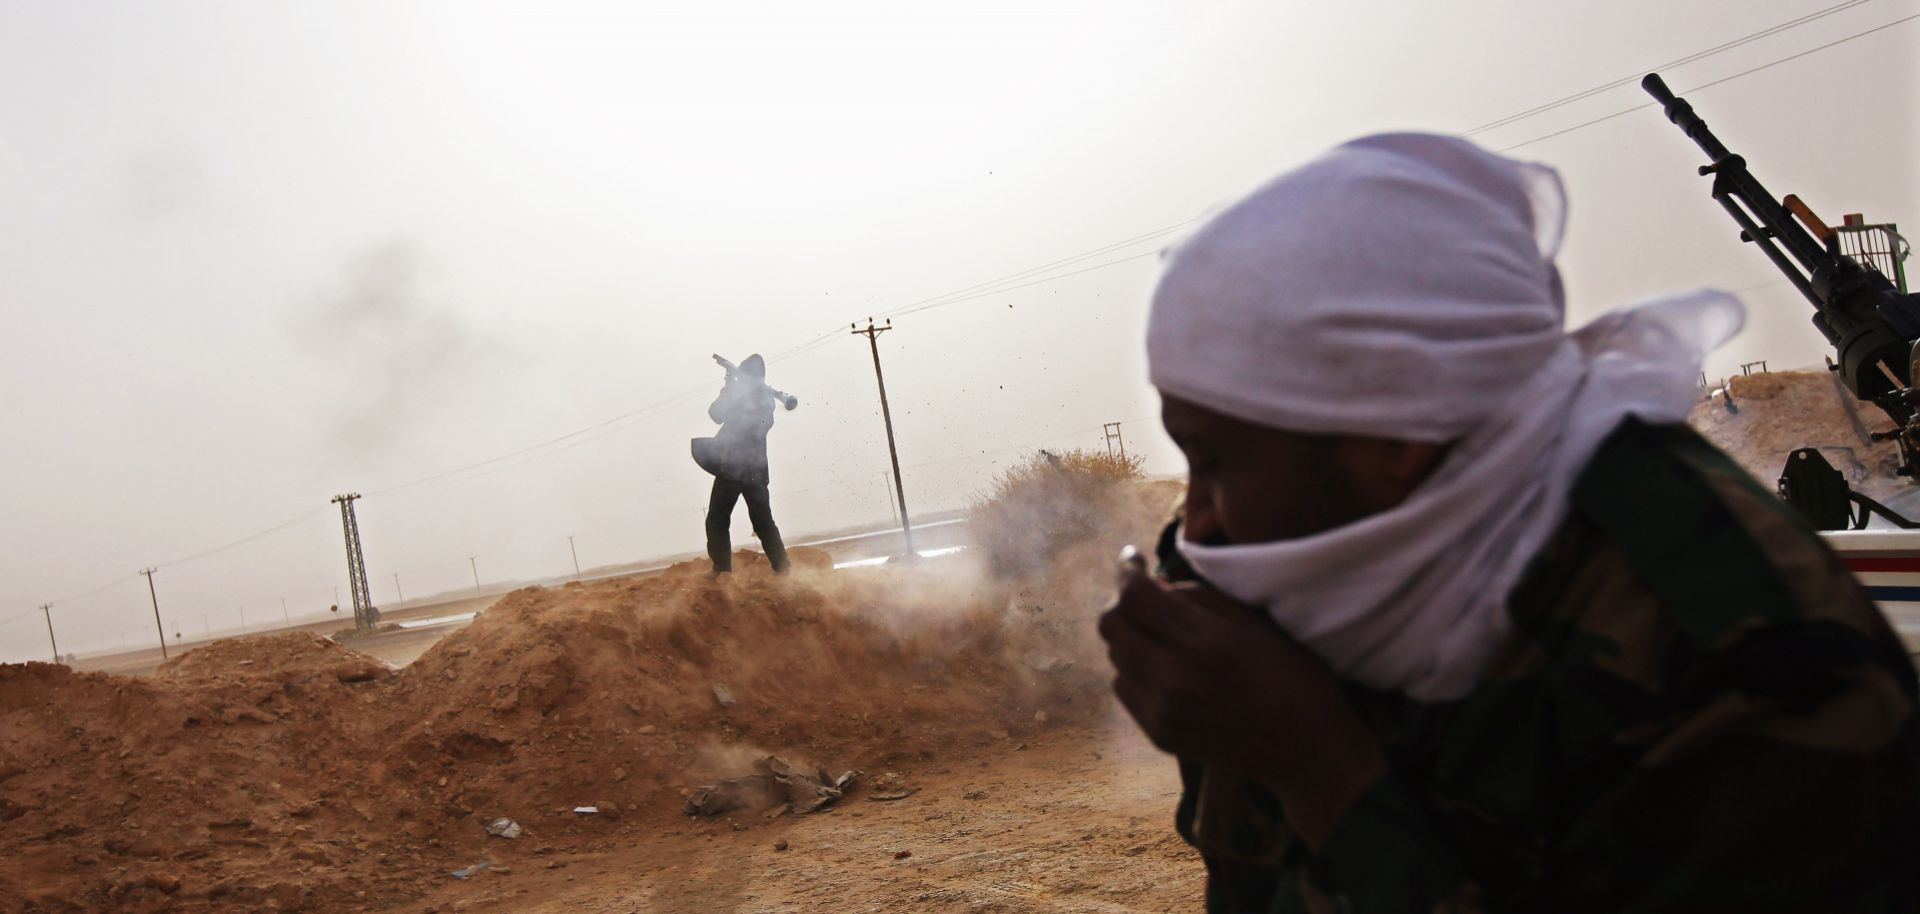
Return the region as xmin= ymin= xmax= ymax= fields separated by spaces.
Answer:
xmin=1641 ymin=72 xmax=1920 ymax=418
xmin=1641 ymin=73 xmax=1830 ymax=306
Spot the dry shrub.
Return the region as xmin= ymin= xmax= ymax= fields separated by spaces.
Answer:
xmin=968 ymin=449 xmax=1148 ymax=579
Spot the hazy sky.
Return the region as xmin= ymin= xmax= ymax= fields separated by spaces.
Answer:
xmin=3 ymin=0 xmax=1916 ymax=661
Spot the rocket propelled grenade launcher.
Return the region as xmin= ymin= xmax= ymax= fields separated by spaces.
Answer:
xmin=713 ymin=353 xmax=798 ymax=410
xmin=1641 ymin=72 xmax=1920 ymax=480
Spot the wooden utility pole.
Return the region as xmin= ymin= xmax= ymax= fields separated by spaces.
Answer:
xmin=40 ymin=604 xmax=58 ymax=662
xmin=138 ymin=567 xmax=167 ymax=659
xmin=469 ymin=557 xmax=481 ymax=595
xmin=883 ymin=471 xmax=900 ymax=529
xmin=568 ymin=535 xmax=581 ymax=578
xmin=852 ymin=319 xmax=915 ymax=555
xmin=1103 ymin=421 xmax=1128 ymax=461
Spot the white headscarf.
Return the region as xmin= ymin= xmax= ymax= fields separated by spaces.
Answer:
xmin=1148 ymin=133 xmax=1744 ymax=702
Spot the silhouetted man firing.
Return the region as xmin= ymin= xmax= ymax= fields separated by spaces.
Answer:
xmin=692 ymin=353 xmax=797 ymax=575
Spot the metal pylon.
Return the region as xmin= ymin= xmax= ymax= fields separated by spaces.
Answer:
xmin=332 ymin=493 xmax=377 ymax=632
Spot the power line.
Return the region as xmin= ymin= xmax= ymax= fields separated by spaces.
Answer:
xmin=365 ymin=384 xmax=711 ymax=497
xmin=1497 ymin=13 xmax=1920 ymax=153
xmin=890 ymin=251 xmax=1163 ymax=319
xmin=43 ymin=573 xmax=137 ymax=609
xmin=364 ymin=224 xmax=1188 ymax=499
xmin=873 ymin=220 xmax=1193 ymax=319
xmin=29 ymin=505 xmax=328 ymax=622
xmin=1464 ymin=0 xmax=1873 ymax=137
xmin=765 ymin=327 xmax=848 ymax=363
xmin=369 ymin=385 xmax=713 ymax=499
xmin=0 ymin=606 xmax=44 ymax=629
xmin=807 ymin=9 xmax=1907 ymax=331
xmin=155 ymin=504 xmax=332 ymax=569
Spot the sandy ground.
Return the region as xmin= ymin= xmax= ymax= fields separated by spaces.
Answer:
xmin=402 ymin=725 xmax=1201 ymax=914
xmin=0 ymin=473 xmax=1191 ymax=914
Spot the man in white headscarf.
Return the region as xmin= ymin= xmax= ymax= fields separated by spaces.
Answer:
xmin=1100 ymin=133 xmax=1920 ymax=913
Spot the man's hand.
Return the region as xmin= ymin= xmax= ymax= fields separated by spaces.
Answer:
xmin=1098 ymin=551 xmax=1389 ymax=848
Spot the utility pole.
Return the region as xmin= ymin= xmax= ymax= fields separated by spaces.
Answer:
xmin=883 ymin=471 xmax=901 ymax=529
xmin=1103 ymin=421 xmax=1128 ymax=461
xmin=852 ymin=318 xmax=916 ymax=555
xmin=40 ymin=604 xmax=58 ymax=663
xmin=393 ymin=574 xmax=403 ymax=603
xmin=568 ymin=535 xmax=581 ymax=578
xmin=280 ymin=597 xmax=290 ymax=625
xmin=469 ymin=557 xmax=481 ymax=595
xmin=332 ymin=494 xmax=377 ymax=633
xmin=138 ymin=567 xmax=167 ymax=659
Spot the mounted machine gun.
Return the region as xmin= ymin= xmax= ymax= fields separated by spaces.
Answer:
xmin=1642 ymin=72 xmax=1920 ymax=528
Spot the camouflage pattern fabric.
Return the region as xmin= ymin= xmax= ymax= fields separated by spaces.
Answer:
xmin=1162 ymin=420 xmax=1920 ymax=913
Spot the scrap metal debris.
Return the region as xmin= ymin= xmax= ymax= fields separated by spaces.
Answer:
xmin=683 ymin=755 xmax=860 ymax=818
xmin=1026 ymin=655 xmax=1073 ymax=674
xmin=484 ymin=817 xmax=522 ymax=839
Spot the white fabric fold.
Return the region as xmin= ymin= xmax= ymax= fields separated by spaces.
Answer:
xmin=1148 ymin=133 xmax=1744 ymax=702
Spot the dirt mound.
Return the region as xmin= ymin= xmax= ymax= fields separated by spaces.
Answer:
xmin=0 ymin=656 xmax=407 ymax=913
xmin=156 ymin=631 xmax=392 ymax=687
xmin=381 ymin=554 xmax=1097 ymax=820
xmin=0 ymin=546 xmax=1106 ymax=913
xmin=1688 ymin=368 xmax=1905 ymax=499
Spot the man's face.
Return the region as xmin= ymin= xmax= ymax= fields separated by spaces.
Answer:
xmin=1160 ymin=395 xmax=1448 ymax=547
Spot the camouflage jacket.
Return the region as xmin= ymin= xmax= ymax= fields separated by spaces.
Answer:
xmin=1164 ymin=420 xmax=1920 ymax=913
